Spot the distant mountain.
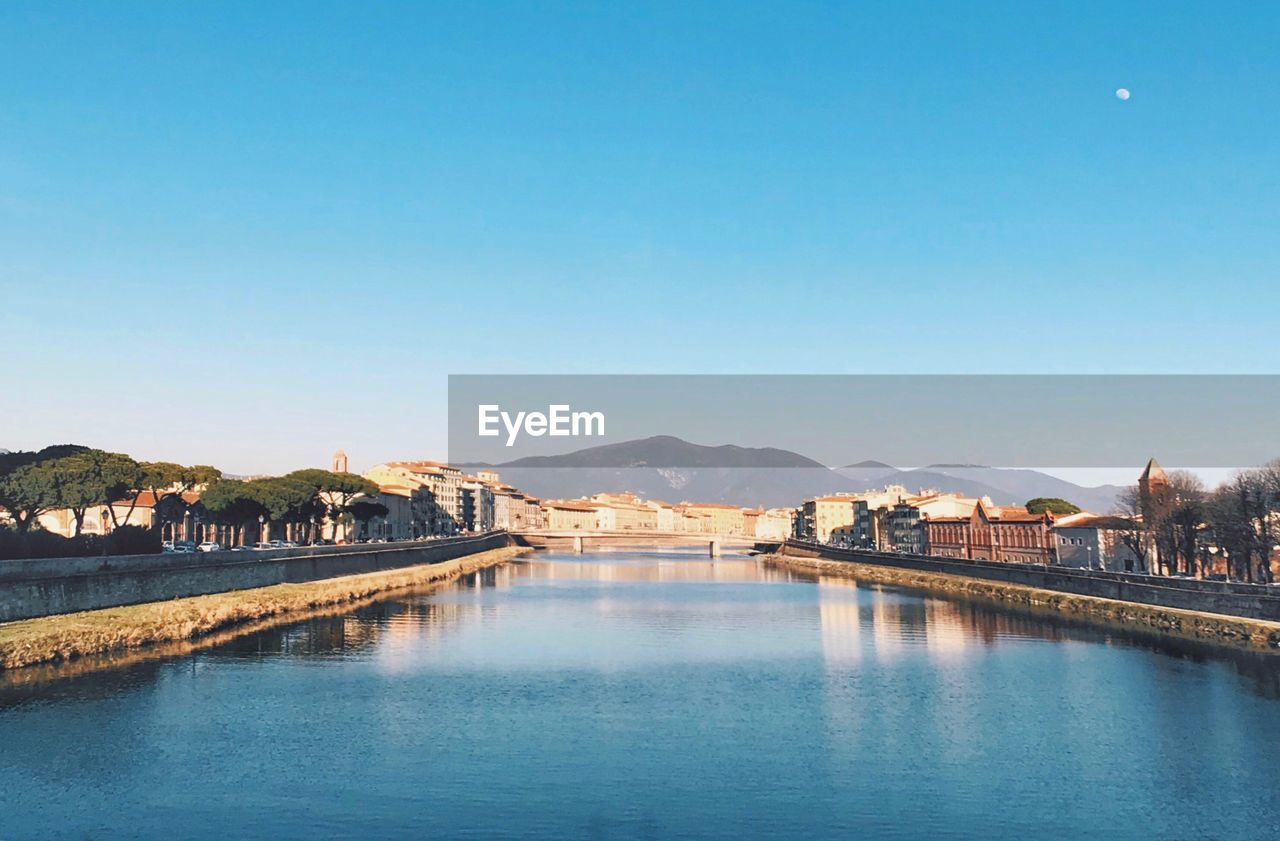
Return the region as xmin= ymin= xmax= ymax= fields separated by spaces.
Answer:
xmin=492 ymin=465 xmax=854 ymax=509
xmin=835 ymin=466 xmax=1016 ymax=501
xmin=490 ymin=437 xmax=847 ymax=507
xmin=916 ymin=465 xmax=1123 ymax=513
xmin=833 ymin=463 xmax=1122 ymax=512
xmin=498 ymin=435 xmax=825 ymax=469
xmin=487 ymin=436 xmax=1123 ymax=512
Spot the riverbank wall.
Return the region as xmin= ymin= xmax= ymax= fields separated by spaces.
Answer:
xmin=776 ymin=540 xmax=1280 ymax=621
xmin=767 ymin=547 xmax=1280 ymax=651
xmin=0 ymin=543 xmax=524 ymax=671
xmin=0 ymin=533 xmax=514 ymax=622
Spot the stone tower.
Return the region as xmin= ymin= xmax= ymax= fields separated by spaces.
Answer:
xmin=1138 ymin=457 xmax=1167 ymax=499
xmin=332 ymin=449 xmax=349 ymax=473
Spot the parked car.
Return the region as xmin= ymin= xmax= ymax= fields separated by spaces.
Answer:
xmin=197 ymin=541 xmax=222 ymax=553
xmin=252 ymin=542 xmax=274 ymax=551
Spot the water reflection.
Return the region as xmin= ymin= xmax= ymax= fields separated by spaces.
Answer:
xmin=4 ymin=550 xmax=1280 ymax=841
xmin=803 ymin=567 xmax=1280 ymax=700
xmin=5 ymin=551 xmax=1280 ymax=705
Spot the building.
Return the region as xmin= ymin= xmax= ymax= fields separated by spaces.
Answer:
xmin=542 ymin=500 xmax=599 ymax=530
xmin=924 ymin=500 xmax=1056 ymax=564
xmin=756 ymin=508 xmax=795 ymax=541
xmin=356 ymin=486 xmax=420 ymax=541
xmin=459 ymin=479 xmax=495 ymax=532
xmin=800 ymin=495 xmax=857 ymax=542
xmin=588 ymin=493 xmax=659 ymax=531
xmin=364 ymin=461 xmax=465 ymax=535
xmin=680 ymin=502 xmax=746 ymax=535
xmin=884 ymin=502 xmax=927 ymax=554
xmin=332 ymin=449 xmax=348 ymax=473
xmin=674 ymin=505 xmax=712 ymax=533
xmin=36 ymin=490 xmax=202 ymax=540
xmin=1051 ymin=513 xmax=1142 ymax=572
xmin=646 ymin=500 xmax=677 ymax=532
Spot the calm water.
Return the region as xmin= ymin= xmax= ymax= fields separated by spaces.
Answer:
xmin=3 ymin=550 xmax=1280 ymax=840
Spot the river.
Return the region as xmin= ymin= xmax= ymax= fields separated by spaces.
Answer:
xmin=3 ymin=549 xmax=1279 ymax=839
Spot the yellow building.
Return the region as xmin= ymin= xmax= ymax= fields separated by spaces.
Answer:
xmin=801 ymin=495 xmax=857 ymax=542
xmin=757 ymin=508 xmax=795 ymax=541
xmin=680 ymin=503 xmax=746 ymax=535
xmin=542 ymin=500 xmax=599 ymax=530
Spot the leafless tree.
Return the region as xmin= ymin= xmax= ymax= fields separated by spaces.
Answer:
xmin=1166 ymin=471 xmax=1206 ymax=577
xmin=1113 ymin=485 xmax=1151 ymax=573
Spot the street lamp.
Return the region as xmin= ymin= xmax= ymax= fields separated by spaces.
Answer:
xmin=258 ymin=514 xmax=266 ymax=543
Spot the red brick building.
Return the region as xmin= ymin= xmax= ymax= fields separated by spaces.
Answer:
xmin=925 ymin=500 xmax=1056 ymax=564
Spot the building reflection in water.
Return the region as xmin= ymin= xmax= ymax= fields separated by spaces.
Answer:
xmin=5 ymin=552 xmax=1280 ymax=708
xmin=802 ymin=567 xmax=1280 ymax=701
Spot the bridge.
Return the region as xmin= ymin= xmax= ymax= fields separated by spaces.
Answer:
xmin=510 ymin=530 xmax=769 ymax=557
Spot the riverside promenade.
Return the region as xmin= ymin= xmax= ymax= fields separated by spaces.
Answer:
xmin=0 ymin=533 xmax=514 ymax=622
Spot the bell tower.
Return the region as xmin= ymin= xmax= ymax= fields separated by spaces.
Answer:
xmin=332 ymin=449 xmax=349 ymax=473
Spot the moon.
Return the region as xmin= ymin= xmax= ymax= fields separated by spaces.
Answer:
xmin=1115 ymin=88 xmax=1131 ymax=101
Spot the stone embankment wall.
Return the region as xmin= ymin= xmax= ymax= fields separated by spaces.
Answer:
xmin=779 ymin=540 xmax=1280 ymax=621
xmin=771 ymin=542 xmax=1280 ymax=650
xmin=0 ymin=533 xmax=513 ymax=622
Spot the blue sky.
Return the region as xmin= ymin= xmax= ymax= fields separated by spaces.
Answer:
xmin=2 ymin=2 xmax=1278 ymax=474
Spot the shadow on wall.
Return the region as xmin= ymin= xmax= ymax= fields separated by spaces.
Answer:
xmin=0 ymin=526 xmax=160 ymax=561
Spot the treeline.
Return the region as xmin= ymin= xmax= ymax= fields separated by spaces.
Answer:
xmin=1116 ymin=462 xmax=1280 ymax=583
xmin=0 ymin=445 xmax=383 ymax=560
xmin=200 ymin=469 xmax=384 ymax=546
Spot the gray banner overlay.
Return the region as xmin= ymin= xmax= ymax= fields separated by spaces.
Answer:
xmin=448 ymin=375 xmax=1280 ymax=469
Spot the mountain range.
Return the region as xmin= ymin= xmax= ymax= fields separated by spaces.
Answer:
xmin=479 ymin=436 xmax=1124 ymax=511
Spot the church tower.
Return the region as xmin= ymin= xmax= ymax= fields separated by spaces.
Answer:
xmin=332 ymin=449 xmax=349 ymax=473
xmin=1138 ymin=457 xmax=1167 ymax=499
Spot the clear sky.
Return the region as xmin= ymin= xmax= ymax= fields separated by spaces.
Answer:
xmin=2 ymin=2 xmax=1278 ymax=474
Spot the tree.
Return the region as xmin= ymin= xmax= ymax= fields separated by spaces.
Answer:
xmin=286 ymin=469 xmax=379 ymax=539
xmin=1166 ymin=471 xmax=1206 ymax=577
xmin=248 ymin=476 xmax=325 ymax=540
xmin=200 ymin=479 xmax=267 ymax=547
xmin=1026 ymin=497 xmax=1081 ymax=516
xmin=350 ymin=499 xmax=390 ymax=538
xmin=47 ymin=449 xmax=142 ymax=536
xmin=1113 ymin=485 xmax=1151 ymax=573
xmin=0 ymin=444 xmax=90 ymax=532
xmin=1205 ymin=478 xmax=1255 ymax=582
xmin=124 ymin=462 xmax=223 ymax=537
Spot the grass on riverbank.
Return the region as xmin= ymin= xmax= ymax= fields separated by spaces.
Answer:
xmin=0 ymin=546 xmax=522 ymax=671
